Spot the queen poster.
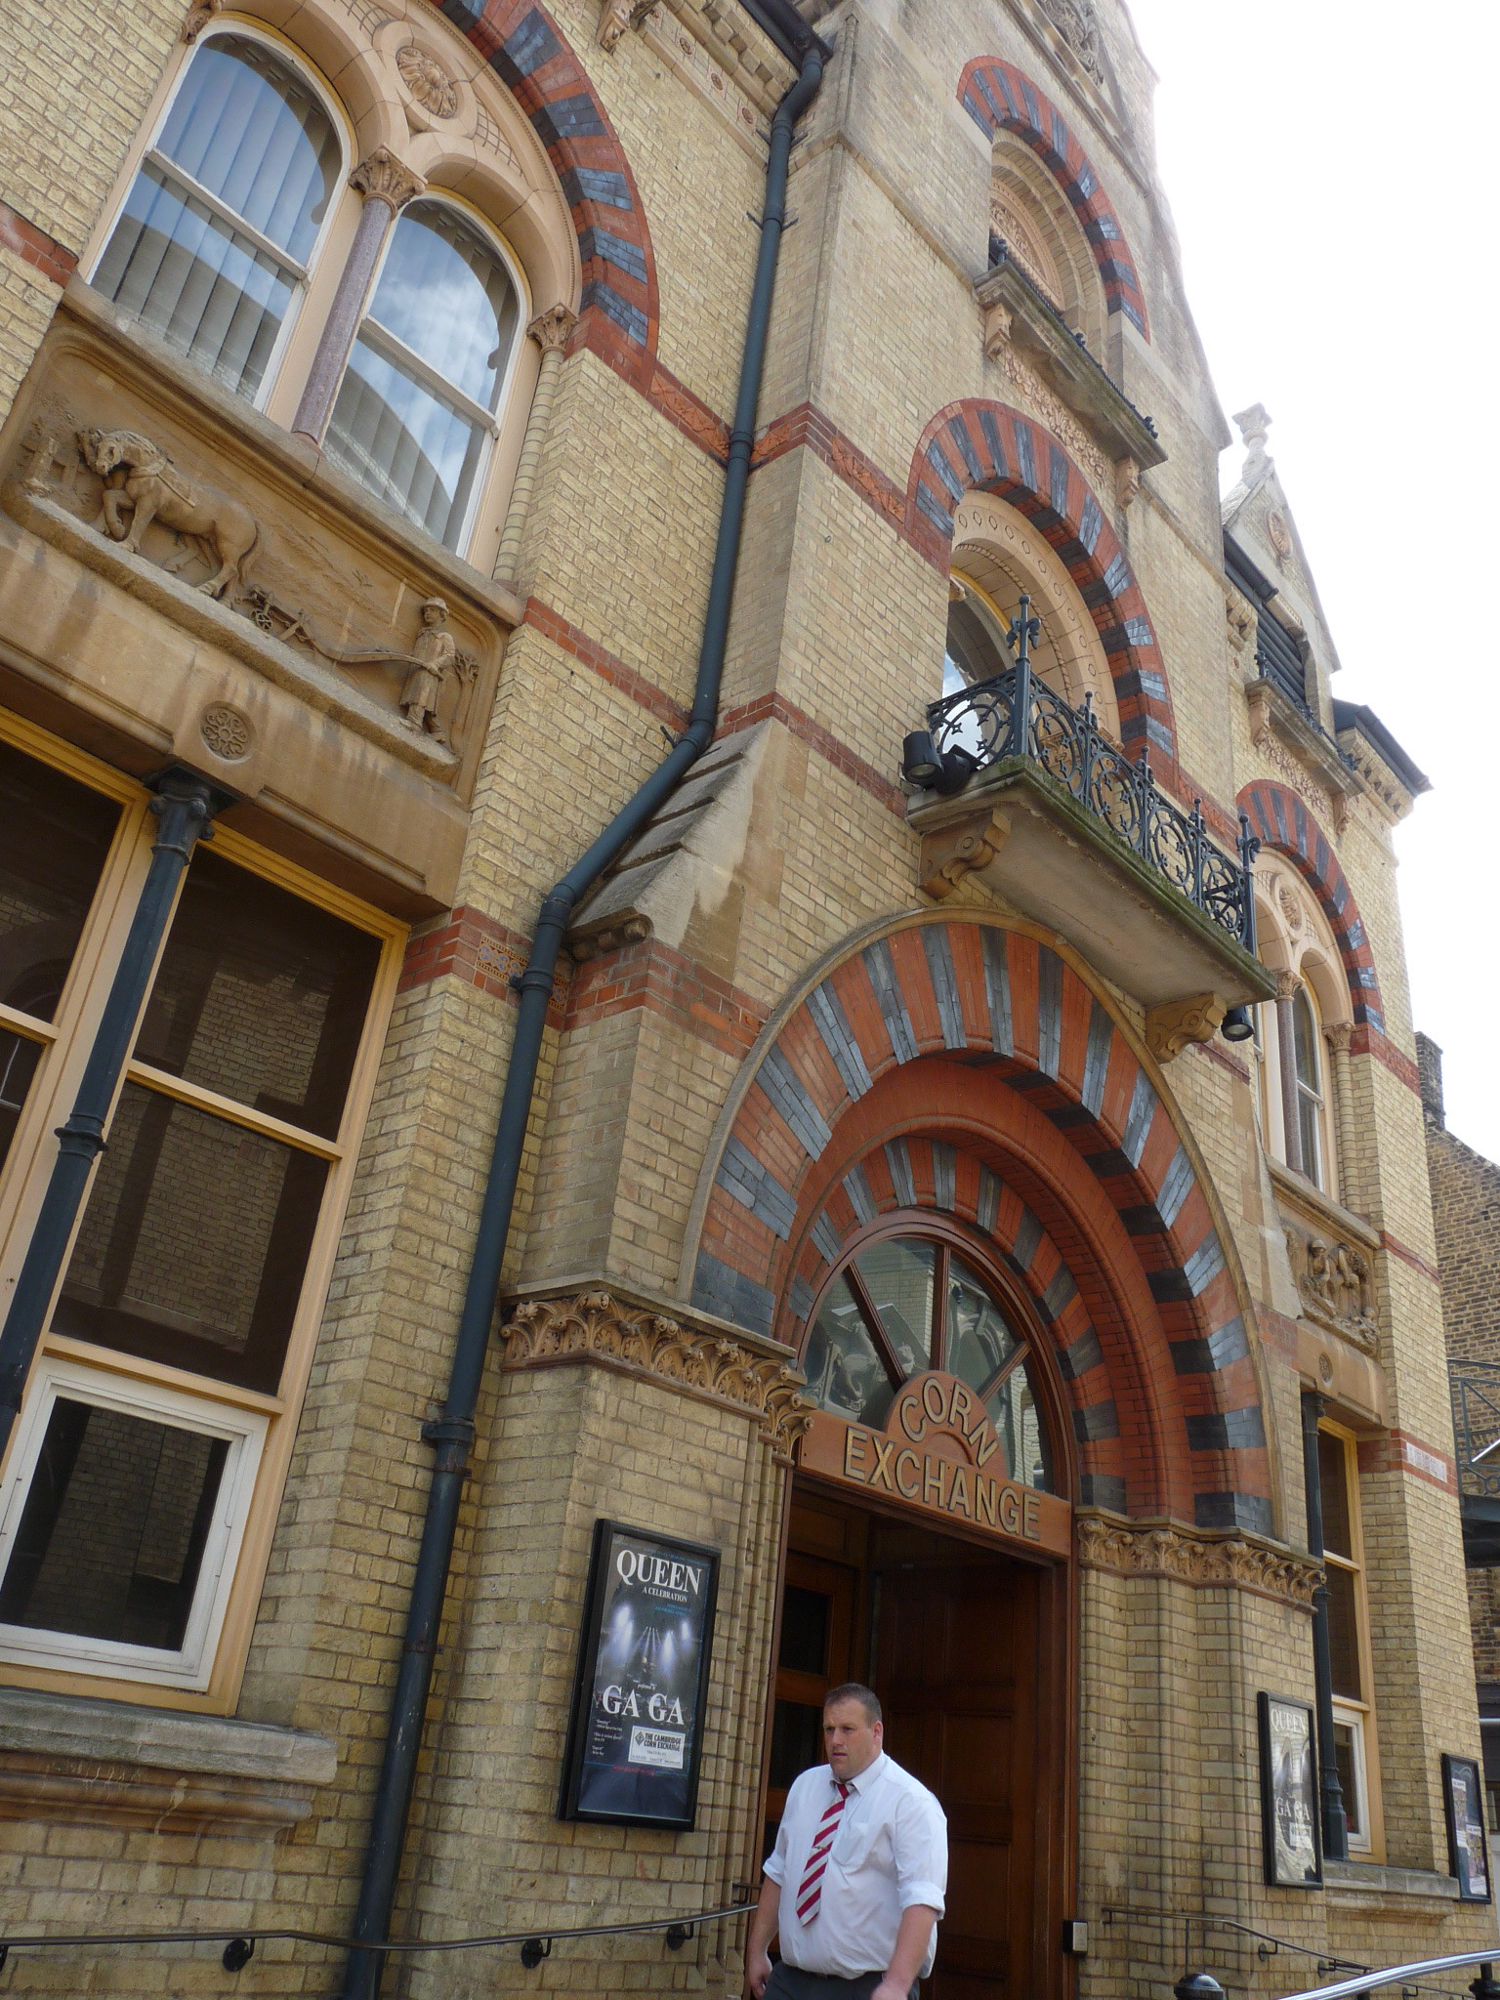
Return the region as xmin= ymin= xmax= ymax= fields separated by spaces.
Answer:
xmin=560 ymin=1520 xmax=721 ymax=1829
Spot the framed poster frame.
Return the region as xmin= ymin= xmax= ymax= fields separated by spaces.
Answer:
xmin=559 ymin=1518 xmax=720 ymax=1831
xmin=1442 ymin=1752 xmax=1492 ymax=1903
xmin=1257 ymin=1691 xmax=1322 ymax=1888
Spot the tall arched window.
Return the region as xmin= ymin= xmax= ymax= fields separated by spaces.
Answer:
xmin=324 ymin=199 xmax=523 ymax=551
xmin=1292 ymin=986 xmax=1327 ymax=1188
xmin=92 ymin=31 xmax=343 ymax=403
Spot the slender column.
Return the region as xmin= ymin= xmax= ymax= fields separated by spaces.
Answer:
xmin=292 ymin=148 xmax=426 ymax=445
xmin=0 ymin=771 xmax=223 ymax=1460
xmin=1275 ymin=970 xmax=1304 ymax=1176
xmin=1327 ymin=1021 xmax=1356 ymax=1204
xmin=492 ymin=303 xmax=578 ymax=584
xmin=1301 ymin=1389 xmax=1349 ymax=1860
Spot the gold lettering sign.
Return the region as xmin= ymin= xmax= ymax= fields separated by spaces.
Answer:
xmin=801 ymin=1371 xmax=1070 ymax=1557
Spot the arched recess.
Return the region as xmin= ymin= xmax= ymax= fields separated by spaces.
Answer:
xmin=957 ymin=55 xmax=1149 ymax=339
xmin=437 ymin=0 xmax=660 ymax=381
xmin=908 ymin=400 xmax=1176 ymax=760
xmin=689 ymin=915 xmax=1274 ymax=1533
xmin=1238 ymin=781 xmax=1385 ymax=1036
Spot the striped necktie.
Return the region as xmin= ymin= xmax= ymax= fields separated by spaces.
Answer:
xmin=796 ymin=1781 xmax=851 ymax=1924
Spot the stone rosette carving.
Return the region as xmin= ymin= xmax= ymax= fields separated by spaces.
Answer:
xmin=1077 ymin=1515 xmax=1319 ymax=1608
xmin=199 ymin=703 xmax=252 ymax=761
xmin=395 ymin=43 xmax=459 ymax=118
xmin=503 ymin=1291 xmax=813 ymax=1454
xmin=1283 ymin=1219 xmax=1379 ymax=1354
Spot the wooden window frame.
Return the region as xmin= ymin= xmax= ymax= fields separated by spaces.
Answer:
xmin=1319 ymin=1419 xmax=1384 ymax=1859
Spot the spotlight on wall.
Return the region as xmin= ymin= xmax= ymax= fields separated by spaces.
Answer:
xmin=901 ymin=731 xmax=979 ymax=796
xmin=1221 ymin=1005 xmax=1254 ymax=1043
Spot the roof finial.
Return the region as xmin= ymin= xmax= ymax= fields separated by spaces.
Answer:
xmin=1232 ymin=402 xmax=1272 ymax=477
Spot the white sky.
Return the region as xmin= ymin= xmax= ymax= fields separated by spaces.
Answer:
xmin=1122 ymin=0 xmax=1500 ymax=1161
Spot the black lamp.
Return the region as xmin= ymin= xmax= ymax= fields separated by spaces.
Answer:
xmin=902 ymin=731 xmax=979 ymax=796
xmin=1221 ymin=1005 xmax=1254 ymax=1043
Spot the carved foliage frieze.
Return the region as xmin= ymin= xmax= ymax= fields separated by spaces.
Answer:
xmin=503 ymin=1292 xmax=814 ymax=1454
xmin=1077 ymin=1515 xmax=1319 ymax=1608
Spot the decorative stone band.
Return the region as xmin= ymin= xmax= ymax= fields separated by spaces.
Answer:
xmin=502 ymin=1290 xmax=813 ymax=1457
xmin=1076 ymin=1512 xmax=1320 ymax=1611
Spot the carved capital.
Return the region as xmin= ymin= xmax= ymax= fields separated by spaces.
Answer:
xmin=1246 ymin=676 xmax=1273 ymax=749
xmin=528 ymin=303 xmax=580 ymax=354
xmin=1331 ymin=789 xmax=1351 ymax=836
xmin=917 ymin=806 xmax=1011 ymax=901
xmin=1144 ymin=993 xmax=1226 ymax=1064
xmin=1326 ymin=1021 xmax=1353 ymax=1055
xmin=597 ymin=0 xmax=631 ymax=46
xmin=1274 ymin=969 xmax=1299 ymax=1003
xmin=182 ymin=0 xmax=220 ymax=41
xmin=350 ymin=147 xmax=426 ymax=213
xmin=502 ymin=1290 xmax=813 ymax=1455
xmin=980 ymin=298 xmax=1013 ymax=359
xmin=1077 ymin=1514 xmax=1319 ymax=1609
xmin=1114 ymin=455 xmax=1140 ymax=511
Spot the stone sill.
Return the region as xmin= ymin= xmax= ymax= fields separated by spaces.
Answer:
xmin=0 ymin=1686 xmax=337 ymax=1835
xmin=1269 ymin=1162 xmax=1379 ymax=1252
xmin=1323 ymin=1858 xmax=1460 ymax=1902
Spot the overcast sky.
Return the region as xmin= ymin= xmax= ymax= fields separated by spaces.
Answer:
xmin=1121 ymin=1 xmax=1500 ymax=1163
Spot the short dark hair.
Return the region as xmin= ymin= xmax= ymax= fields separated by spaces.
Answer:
xmin=823 ymin=1682 xmax=882 ymax=1724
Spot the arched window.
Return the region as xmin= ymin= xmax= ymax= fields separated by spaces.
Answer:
xmin=92 ymin=31 xmax=343 ymax=403
xmin=324 ymin=199 xmax=523 ymax=551
xmin=804 ymin=1231 xmax=1055 ymax=1492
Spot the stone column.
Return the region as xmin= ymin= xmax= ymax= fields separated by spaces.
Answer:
xmin=1327 ymin=1020 xmax=1355 ymax=1203
xmin=1275 ymin=970 xmax=1304 ymax=1176
xmin=492 ymin=303 xmax=578 ymax=585
xmin=292 ymin=147 xmax=427 ymax=445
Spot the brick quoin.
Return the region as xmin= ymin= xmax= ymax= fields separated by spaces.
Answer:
xmin=956 ymin=56 xmax=1150 ymax=338
xmin=0 ymin=199 xmax=77 ymax=287
xmin=905 ymin=399 xmax=1178 ymax=762
xmin=691 ymin=914 xmax=1273 ymax=1532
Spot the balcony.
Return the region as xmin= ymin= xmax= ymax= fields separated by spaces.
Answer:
xmin=905 ymin=602 xmax=1274 ymax=1048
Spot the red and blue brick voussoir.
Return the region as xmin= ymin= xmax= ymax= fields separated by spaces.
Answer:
xmin=691 ymin=916 xmax=1272 ymax=1534
xmin=907 ymin=401 xmax=1176 ymax=762
xmin=956 ymin=55 xmax=1149 ymax=340
xmin=1239 ymin=780 xmax=1385 ymax=1037
xmin=434 ymin=0 xmax=658 ymax=375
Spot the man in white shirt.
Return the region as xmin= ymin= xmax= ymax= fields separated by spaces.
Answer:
xmin=746 ymin=1682 xmax=947 ymax=2000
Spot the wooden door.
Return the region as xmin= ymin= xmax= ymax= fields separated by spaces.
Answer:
xmin=872 ymin=1548 xmax=1041 ymax=2000
xmin=765 ymin=1549 xmax=857 ymax=1855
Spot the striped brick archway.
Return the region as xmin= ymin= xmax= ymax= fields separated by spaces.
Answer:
xmin=1238 ymin=780 xmax=1385 ymax=1037
xmin=907 ymin=400 xmax=1176 ymax=760
xmin=435 ymin=0 xmax=659 ymax=379
xmin=690 ymin=916 xmax=1272 ymax=1532
xmin=957 ymin=55 xmax=1149 ymax=338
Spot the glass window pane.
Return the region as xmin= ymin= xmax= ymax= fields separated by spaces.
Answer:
xmin=804 ymin=1278 xmax=896 ymax=1427
xmin=326 ymin=333 xmax=490 ymax=549
xmin=1333 ymin=1720 xmax=1364 ymax=1839
xmin=770 ymin=1699 xmax=824 ymax=1794
xmin=778 ymin=1584 xmax=831 ymax=1676
xmin=1298 ymin=1092 xmax=1323 ymax=1187
xmin=1317 ymin=1430 xmax=1353 ymax=1559
xmin=0 ymin=740 xmax=121 ymax=1022
xmin=366 ymin=201 xmax=519 ymax=409
xmin=988 ymin=1359 xmax=1052 ymax=1491
xmin=945 ymin=595 xmax=1010 ymax=688
xmin=1293 ymin=989 xmax=1321 ymax=1093
xmin=1326 ymin=1562 xmax=1362 ymax=1701
xmin=947 ymin=1254 xmax=1019 ymax=1394
xmin=853 ymin=1239 xmax=935 ymax=1378
xmin=0 ymin=1029 xmax=43 ymax=1174
xmin=54 ymin=1084 xmax=327 ymax=1392
xmin=135 ymin=850 xmax=380 ymax=1137
xmin=0 ymin=1396 xmax=228 ymax=1652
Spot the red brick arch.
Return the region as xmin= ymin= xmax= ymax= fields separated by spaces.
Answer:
xmin=433 ymin=0 xmax=659 ymax=379
xmin=957 ymin=55 xmax=1149 ymax=338
xmin=907 ymin=400 xmax=1176 ymax=761
xmin=691 ymin=915 xmax=1272 ymax=1532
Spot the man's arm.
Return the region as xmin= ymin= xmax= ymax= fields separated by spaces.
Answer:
xmin=872 ymin=1902 xmax=938 ymax=2000
xmin=745 ymin=1875 xmax=780 ymax=1999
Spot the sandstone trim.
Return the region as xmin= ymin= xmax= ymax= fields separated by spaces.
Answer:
xmin=1077 ymin=1513 xmax=1320 ymax=1608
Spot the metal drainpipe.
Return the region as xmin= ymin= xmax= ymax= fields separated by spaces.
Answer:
xmin=340 ymin=42 xmax=826 ymax=2000
xmin=0 ymin=769 xmax=224 ymax=1462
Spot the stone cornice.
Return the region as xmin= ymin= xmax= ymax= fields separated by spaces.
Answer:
xmin=502 ymin=1289 xmax=813 ymax=1456
xmin=1077 ymin=1512 xmax=1319 ymax=1609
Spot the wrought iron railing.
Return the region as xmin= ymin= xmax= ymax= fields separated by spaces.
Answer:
xmin=926 ymin=599 xmax=1259 ymax=953
xmin=1452 ymin=1362 xmax=1500 ymax=1498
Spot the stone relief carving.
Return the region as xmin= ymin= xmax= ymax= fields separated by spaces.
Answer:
xmin=503 ymin=1291 xmax=814 ymax=1456
xmin=1036 ymin=0 xmax=1102 ymax=81
xmin=1283 ymin=1220 xmax=1379 ymax=1354
xmin=79 ymin=426 xmax=258 ymax=599
xmin=350 ymin=146 xmax=427 ymax=213
xmin=182 ymin=0 xmax=221 ymax=41
xmin=1076 ymin=1514 xmax=1320 ymax=1608
xmin=1144 ymin=994 xmax=1226 ymax=1065
xmin=395 ymin=43 xmax=459 ymax=118
xmin=984 ymin=341 xmax=1112 ymax=498
xmin=199 ymin=703 xmax=253 ymax=761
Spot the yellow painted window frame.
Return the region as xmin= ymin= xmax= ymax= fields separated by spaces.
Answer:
xmin=1320 ymin=1418 xmax=1385 ymax=1860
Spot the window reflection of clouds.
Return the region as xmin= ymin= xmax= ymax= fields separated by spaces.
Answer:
xmin=369 ymin=203 xmax=517 ymax=410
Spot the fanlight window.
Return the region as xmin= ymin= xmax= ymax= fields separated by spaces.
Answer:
xmin=803 ymin=1233 xmax=1054 ymax=1491
xmin=93 ymin=32 xmax=342 ymax=401
xmin=324 ymin=200 xmax=522 ymax=551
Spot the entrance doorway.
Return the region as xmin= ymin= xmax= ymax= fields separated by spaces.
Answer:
xmin=766 ymin=1489 xmax=1070 ymax=2000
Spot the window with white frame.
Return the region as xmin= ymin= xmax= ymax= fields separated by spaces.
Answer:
xmin=1291 ymin=987 xmax=1326 ymax=1189
xmin=1317 ymin=1422 xmax=1382 ymax=1856
xmin=0 ymin=720 xmax=401 ymax=1700
xmin=89 ymin=25 xmax=530 ymax=557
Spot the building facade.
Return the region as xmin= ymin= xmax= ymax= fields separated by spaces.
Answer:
xmin=0 ymin=0 xmax=1489 ymax=1994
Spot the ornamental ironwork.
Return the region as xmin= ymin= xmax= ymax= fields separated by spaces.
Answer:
xmin=925 ymin=597 xmax=1260 ymax=952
